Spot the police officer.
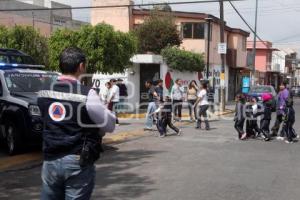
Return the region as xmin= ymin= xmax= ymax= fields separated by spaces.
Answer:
xmin=38 ymin=47 xmax=116 ymax=199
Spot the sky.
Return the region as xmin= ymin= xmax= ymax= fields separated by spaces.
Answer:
xmin=54 ymin=0 xmax=300 ymax=52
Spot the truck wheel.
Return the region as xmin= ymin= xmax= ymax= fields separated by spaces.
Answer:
xmin=6 ymin=122 xmax=21 ymax=155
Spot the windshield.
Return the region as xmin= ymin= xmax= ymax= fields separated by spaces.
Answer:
xmin=0 ymin=54 xmax=35 ymax=65
xmin=4 ymin=72 xmax=58 ymax=93
xmin=250 ymin=86 xmax=272 ymax=94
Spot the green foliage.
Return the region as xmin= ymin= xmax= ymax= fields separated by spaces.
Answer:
xmin=48 ymin=28 xmax=76 ymax=71
xmin=0 ymin=26 xmax=9 ymax=47
xmin=0 ymin=25 xmax=48 ymax=66
xmin=49 ymin=24 xmax=137 ymax=74
xmin=161 ymin=46 xmax=205 ymax=72
xmin=134 ymin=10 xmax=181 ymax=54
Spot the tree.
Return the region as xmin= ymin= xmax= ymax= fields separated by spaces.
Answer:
xmin=0 ymin=26 xmax=9 ymax=48
xmin=153 ymin=3 xmax=172 ymax=12
xmin=161 ymin=46 xmax=205 ymax=72
xmin=134 ymin=10 xmax=181 ymax=54
xmin=48 ymin=28 xmax=76 ymax=71
xmin=0 ymin=26 xmax=48 ymax=66
xmin=49 ymin=24 xmax=137 ymax=74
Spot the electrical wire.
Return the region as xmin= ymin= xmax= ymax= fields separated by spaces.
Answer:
xmin=0 ymin=0 xmax=245 ymax=12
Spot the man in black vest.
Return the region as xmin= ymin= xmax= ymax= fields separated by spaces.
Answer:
xmin=38 ymin=47 xmax=116 ymax=199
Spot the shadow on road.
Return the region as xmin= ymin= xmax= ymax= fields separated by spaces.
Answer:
xmin=92 ymin=149 xmax=160 ymax=200
xmin=0 ymin=148 xmax=161 ymax=200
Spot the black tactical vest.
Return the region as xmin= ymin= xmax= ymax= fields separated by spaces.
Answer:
xmin=37 ymin=80 xmax=101 ymax=161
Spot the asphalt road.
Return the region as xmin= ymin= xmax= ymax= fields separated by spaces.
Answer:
xmin=0 ymin=100 xmax=300 ymax=200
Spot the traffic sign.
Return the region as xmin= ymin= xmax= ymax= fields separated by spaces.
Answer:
xmin=218 ymin=43 xmax=227 ymax=54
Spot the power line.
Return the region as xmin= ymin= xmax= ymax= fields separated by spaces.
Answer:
xmin=228 ymin=0 xmax=300 ymax=50
xmin=0 ymin=0 xmax=245 ymax=12
xmin=228 ymin=0 xmax=268 ymax=46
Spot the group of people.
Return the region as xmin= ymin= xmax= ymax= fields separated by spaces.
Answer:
xmin=100 ymin=78 xmax=128 ymax=126
xmin=144 ymin=78 xmax=211 ymax=137
xmin=234 ymin=82 xmax=297 ymax=144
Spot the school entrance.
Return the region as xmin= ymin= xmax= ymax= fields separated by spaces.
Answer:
xmin=139 ymin=64 xmax=160 ymax=108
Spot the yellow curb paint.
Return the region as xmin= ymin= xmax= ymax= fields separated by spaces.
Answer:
xmin=0 ymin=130 xmax=146 ymax=172
xmin=0 ymin=110 xmax=234 ymax=171
xmin=103 ymin=129 xmax=145 ymax=144
xmin=118 ymin=110 xmax=234 ymax=119
xmin=0 ymin=152 xmax=42 ymax=171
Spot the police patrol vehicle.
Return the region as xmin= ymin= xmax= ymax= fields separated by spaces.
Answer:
xmin=0 ymin=48 xmax=58 ymax=155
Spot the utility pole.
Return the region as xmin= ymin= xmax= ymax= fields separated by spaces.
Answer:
xmin=251 ymin=0 xmax=258 ymax=86
xmin=32 ymin=12 xmax=35 ymax=29
xmin=205 ymin=17 xmax=212 ymax=79
xmin=219 ymin=0 xmax=226 ymax=112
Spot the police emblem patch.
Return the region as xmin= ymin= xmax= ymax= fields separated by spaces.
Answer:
xmin=49 ymin=102 xmax=66 ymax=122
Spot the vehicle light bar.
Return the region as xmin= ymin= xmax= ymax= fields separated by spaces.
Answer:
xmin=0 ymin=63 xmax=45 ymax=69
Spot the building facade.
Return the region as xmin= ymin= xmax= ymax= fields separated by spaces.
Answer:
xmin=0 ymin=0 xmax=87 ymax=36
xmin=247 ymin=41 xmax=278 ymax=86
xmin=91 ymin=0 xmax=250 ymax=102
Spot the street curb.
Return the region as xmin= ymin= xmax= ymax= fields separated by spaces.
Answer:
xmin=119 ymin=109 xmax=235 ymax=119
xmin=0 ymin=109 xmax=234 ymax=172
xmin=0 ymin=130 xmax=146 ymax=173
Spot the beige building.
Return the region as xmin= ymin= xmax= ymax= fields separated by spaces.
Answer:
xmin=0 ymin=0 xmax=87 ymax=36
xmin=91 ymin=0 xmax=250 ymax=101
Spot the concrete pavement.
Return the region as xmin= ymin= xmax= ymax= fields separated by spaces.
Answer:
xmin=1 ymin=100 xmax=300 ymax=200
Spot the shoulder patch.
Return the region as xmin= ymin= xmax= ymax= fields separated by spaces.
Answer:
xmin=48 ymin=102 xmax=66 ymax=122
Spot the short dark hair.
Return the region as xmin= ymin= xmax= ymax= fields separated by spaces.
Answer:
xmin=282 ymin=81 xmax=288 ymax=87
xmin=110 ymin=79 xmax=117 ymax=83
xmin=201 ymin=82 xmax=208 ymax=89
xmin=59 ymin=47 xmax=86 ymax=74
xmin=157 ymin=79 xmax=163 ymax=83
xmin=145 ymin=80 xmax=153 ymax=85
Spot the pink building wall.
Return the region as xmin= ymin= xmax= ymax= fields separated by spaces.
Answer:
xmin=0 ymin=12 xmax=51 ymax=36
xmin=247 ymin=41 xmax=273 ymax=73
xmin=91 ymin=0 xmax=132 ymax=32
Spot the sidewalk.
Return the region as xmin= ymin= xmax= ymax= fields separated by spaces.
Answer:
xmin=106 ymin=103 xmax=236 ymax=144
xmin=0 ymin=104 xmax=235 ymax=172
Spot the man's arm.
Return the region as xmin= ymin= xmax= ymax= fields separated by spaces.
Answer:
xmin=86 ymin=89 xmax=116 ymax=133
xmin=107 ymin=87 xmax=116 ymax=102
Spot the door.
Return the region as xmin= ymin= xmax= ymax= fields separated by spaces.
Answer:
xmin=228 ymin=68 xmax=237 ymax=101
xmin=139 ymin=64 xmax=160 ymax=107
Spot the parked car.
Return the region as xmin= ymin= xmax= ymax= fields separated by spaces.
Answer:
xmin=247 ymin=85 xmax=277 ymax=111
xmin=291 ymin=86 xmax=300 ymax=97
xmin=0 ymin=49 xmax=58 ymax=155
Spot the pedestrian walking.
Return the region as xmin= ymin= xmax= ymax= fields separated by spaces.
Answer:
xmin=195 ymin=82 xmax=210 ymax=130
xmin=117 ymin=78 xmax=128 ymax=112
xmin=234 ymin=94 xmax=247 ymax=140
xmin=259 ymin=93 xmax=273 ymax=141
xmin=271 ymin=82 xmax=290 ymax=139
xmin=144 ymin=80 xmax=159 ymax=131
xmin=171 ymin=79 xmax=185 ymax=122
xmin=187 ymin=80 xmax=199 ymax=122
xmin=245 ymin=97 xmax=262 ymax=138
xmin=281 ymin=98 xmax=296 ymax=144
xmin=154 ymin=96 xmax=182 ymax=138
xmin=108 ymin=79 xmax=120 ymax=125
xmin=37 ymin=47 xmax=116 ymax=200
xmin=155 ymin=79 xmax=164 ymax=103
xmin=101 ymin=81 xmax=111 ymax=105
